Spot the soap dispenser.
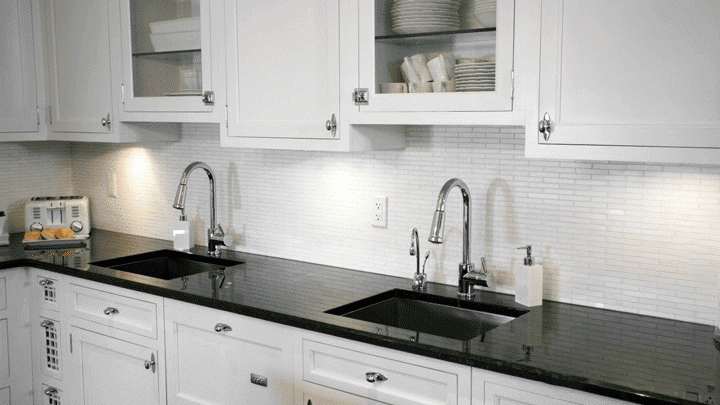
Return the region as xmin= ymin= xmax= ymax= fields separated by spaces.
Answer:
xmin=172 ymin=211 xmax=193 ymax=252
xmin=515 ymin=245 xmax=543 ymax=307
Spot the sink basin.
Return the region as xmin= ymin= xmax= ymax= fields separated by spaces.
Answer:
xmin=90 ymin=249 xmax=242 ymax=280
xmin=326 ymin=289 xmax=527 ymax=341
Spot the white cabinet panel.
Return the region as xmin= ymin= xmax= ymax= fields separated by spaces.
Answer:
xmin=527 ymin=0 xmax=720 ymax=163
xmin=0 ymin=0 xmax=38 ymax=134
xmin=165 ymin=299 xmax=294 ymax=405
xmin=69 ymin=327 xmax=163 ymax=405
xmin=45 ymin=0 xmax=118 ymax=135
xmin=225 ymin=0 xmax=340 ymax=143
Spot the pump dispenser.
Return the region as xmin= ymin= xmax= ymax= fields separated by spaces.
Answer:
xmin=515 ymin=245 xmax=543 ymax=307
xmin=172 ymin=210 xmax=193 ymax=252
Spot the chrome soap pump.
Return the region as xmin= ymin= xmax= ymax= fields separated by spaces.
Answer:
xmin=515 ymin=245 xmax=543 ymax=307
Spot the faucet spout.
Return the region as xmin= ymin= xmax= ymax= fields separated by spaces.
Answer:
xmin=428 ymin=178 xmax=481 ymax=299
xmin=174 ymin=162 xmax=225 ymax=256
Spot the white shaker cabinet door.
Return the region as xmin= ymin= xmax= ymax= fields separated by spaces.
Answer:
xmin=45 ymin=0 xmax=120 ymax=136
xmin=164 ymin=299 xmax=295 ymax=405
xmin=224 ymin=0 xmax=340 ymax=143
xmin=0 ymin=0 xmax=39 ymax=135
xmin=531 ymin=0 xmax=720 ymax=160
xmin=67 ymin=327 xmax=163 ymax=405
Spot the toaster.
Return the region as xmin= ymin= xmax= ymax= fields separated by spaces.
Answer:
xmin=25 ymin=196 xmax=91 ymax=235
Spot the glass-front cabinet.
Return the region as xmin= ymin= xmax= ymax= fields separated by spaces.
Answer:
xmin=353 ymin=0 xmax=514 ymax=115
xmin=118 ymin=0 xmax=221 ymax=121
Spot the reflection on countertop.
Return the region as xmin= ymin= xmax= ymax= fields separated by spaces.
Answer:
xmin=2 ymin=229 xmax=718 ymax=405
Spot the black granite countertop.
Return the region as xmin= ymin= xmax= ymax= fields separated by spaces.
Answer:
xmin=1 ymin=230 xmax=717 ymax=405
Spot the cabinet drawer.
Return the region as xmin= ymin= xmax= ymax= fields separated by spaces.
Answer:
xmin=303 ymin=339 xmax=462 ymax=405
xmin=69 ymin=284 xmax=157 ymax=339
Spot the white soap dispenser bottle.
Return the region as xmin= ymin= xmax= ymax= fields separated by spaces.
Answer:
xmin=515 ymin=245 xmax=543 ymax=307
xmin=172 ymin=211 xmax=193 ymax=252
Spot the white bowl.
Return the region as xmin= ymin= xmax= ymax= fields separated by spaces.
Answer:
xmin=149 ymin=17 xmax=200 ymax=34
xmin=149 ymin=31 xmax=200 ymax=52
xmin=473 ymin=10 xmax=496 ymax=28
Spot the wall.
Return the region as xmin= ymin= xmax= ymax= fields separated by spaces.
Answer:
xmin=1 ymin=142 xmax=74 ymax=232
xmin=70 ymin=124 xmax=720 ymax=326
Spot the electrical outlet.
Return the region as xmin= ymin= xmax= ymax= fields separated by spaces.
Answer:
xmin=372 ymin=196 xmax=387 ymax=227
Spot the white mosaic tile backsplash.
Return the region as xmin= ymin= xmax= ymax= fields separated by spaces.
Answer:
xmin=56 ymin=124 xmax=720 ymax=326
xmin=0 ymin=142 xmax=74 ymax=232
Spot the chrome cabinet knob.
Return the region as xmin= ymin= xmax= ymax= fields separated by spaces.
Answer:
xmin=103 ymin=307 xmax=119 ymax=315
xmin=214 ymin=323 xmax=232 ymax=332
xmin=325 ymin=113 xmax=337 ymax=137
xmin=43 ymin=387 xmax=58 ymax=397
xmin=538 ymin=112 xmax=554 ymax=141
xmin=38 ymin=278 xmax=54 ymax=286
xmin=144 ymin=353 xmax=156 ymax=373
xmin=365 ymin=372 xmax=388 ymax=383
xmin=100 ymin=113 xmax=111 ymax=127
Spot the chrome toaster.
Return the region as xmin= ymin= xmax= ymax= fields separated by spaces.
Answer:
xmin=25 ymin=196 xmax=91 ymax=235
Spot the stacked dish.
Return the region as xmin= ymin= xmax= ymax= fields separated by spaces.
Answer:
xmin=454 ymin=56 xmax=495 ymax=92
xmin=471 ymin=0 xmax=497 ymax=28
xmin=391 ymin=0 xmax=462 ymax=35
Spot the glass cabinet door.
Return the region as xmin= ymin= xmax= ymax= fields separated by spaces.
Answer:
xmin=120 ymin=0 xmax=214 ymax=114
xmin=357 ymin=0 xmax=514 ymax=113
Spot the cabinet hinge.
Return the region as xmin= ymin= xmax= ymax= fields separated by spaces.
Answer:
xmin=353 ymin=88 xmax=369 ymax=105
xmin=511 ymin=70 xmax=515 ymax=100
xmin=47 ymin=106 xmax=52 ymax=125
xmin=69 ymin=333 xmax=73 ymax=353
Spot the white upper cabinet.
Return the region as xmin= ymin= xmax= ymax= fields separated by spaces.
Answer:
xmin=117 ymin=0 xmax=224 ymax=122
xmin=44 ymin=0 xmax=179 ymax=142
xmin=0 ymin=0 xmax=46 ymax=141
xmin=345 ymin=0 xmax=521 ymax=126
xmin=222 ymin=0 xmax=404 ymax=151
xmin=526 ymin=0 xmax=720 ymax=164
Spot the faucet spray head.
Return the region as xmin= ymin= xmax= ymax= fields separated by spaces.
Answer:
xmin=173 ymin=183 xmax=187 ymax=210
xmin=428 ymin=210 xmax=445 ymax=243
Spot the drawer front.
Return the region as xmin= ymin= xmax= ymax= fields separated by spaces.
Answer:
xmin=70 ymin=284 xmax=157 ymax=339
xmin=303 ymin=340 xmax=460 ymax=405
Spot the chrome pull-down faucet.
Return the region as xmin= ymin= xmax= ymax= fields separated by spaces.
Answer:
xmin=428 ymin=178 xmax=488 ymax=299
xmin=173 ymin=162 xmax=227 ymax=257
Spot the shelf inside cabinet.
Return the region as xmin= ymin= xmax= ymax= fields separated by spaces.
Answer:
xmin=132 ymin=49 xmax=200 ymax=58
xmin=376 ymin=28 xmax=496 ymax=46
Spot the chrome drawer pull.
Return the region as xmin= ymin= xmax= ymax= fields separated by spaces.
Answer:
xmin=40 ymin=320 xmax=55 ymax=328
xmin=38 ymin=279 xmax=54 ymax=286
xmin=365 ymin=372 xmax=388 ymax=383
xmin=103 ymin=307 xmax=119 ymax=315
xmin=43 ymin=387 xmax=58 ymax=396
xmin=214 ymin=323 xmax=232 ymax=332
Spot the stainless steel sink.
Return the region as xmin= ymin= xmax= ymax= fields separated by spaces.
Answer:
xmin=90 ymin=249 xmax=242 ymax=280
xmin=326 ymin=289 xmax=527 ymax=341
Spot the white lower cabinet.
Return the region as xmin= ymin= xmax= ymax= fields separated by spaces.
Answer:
xmin=67 ymin=327 xmax=162 ymax=405
xmin=301 ymin=334 xmax=471 ymax=405
xmin=164 ymin=299 xmax=295 ymax=405
xmin=0 ymin=269 xmax=32 ymax=405
xmin=301 ymin=382 xmax=387 ymax=405
xmin=472 ymin=368 xmax=633 ymax=405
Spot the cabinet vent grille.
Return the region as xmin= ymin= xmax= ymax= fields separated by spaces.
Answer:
xmin=43 ymin=283 xmax=56 ymax=303
xmin=43 ymin=320 xmax=60 ymax=372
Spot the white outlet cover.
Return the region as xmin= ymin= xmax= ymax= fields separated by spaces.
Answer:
xmin=372 ymin=196 xmax=387 ymax=228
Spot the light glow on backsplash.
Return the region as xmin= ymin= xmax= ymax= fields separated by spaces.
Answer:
xmin=65 ymin=124 xmax=720 ymax=326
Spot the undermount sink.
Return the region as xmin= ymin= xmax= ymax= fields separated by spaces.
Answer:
xmin=326 ymin=289 xmax=527 ymax=341
xmin=90 ymin=249 xmax=242 ymax=280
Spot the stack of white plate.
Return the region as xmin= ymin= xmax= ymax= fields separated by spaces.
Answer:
xmin=391 ymin=0 xmax=462 ymax=35
xmin=454 ymin=56 xmax=495 ymax=92
xmin=471 ymin=0 xmax=497 ymax=28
